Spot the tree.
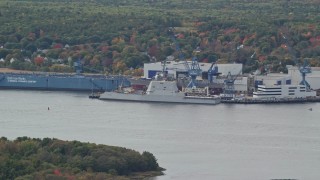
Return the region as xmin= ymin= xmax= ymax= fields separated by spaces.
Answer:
xmin=0 ymin=137 xmax=162 ymax=179
xmin=112 ymin=61 xmax=127 ymax=74
xmin=46 ymin=49 xmax=62 ymax=59
xmin=142 ymin=151 xmax=159 ymax=171
xmin=4 ymin=42 xmax=21 ymax=49
xmin=0 ymin=49 xmax=10 ymax=59
xmin=34 ymin=56 xmax=45 ymax=66
xmin=10 ymin=60 xmax=23 ymax=70
xmin=207 ymin=54 xmax=218 ymax=63
xmin=25 ymin=43 xmax=37 ymax=53
xmin=162 ymin=46 xmax=174 ymax=57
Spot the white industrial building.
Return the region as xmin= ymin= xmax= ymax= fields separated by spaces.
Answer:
xmin=254 ymin=73 xmax=292 ymax=86
xmin=253 ymin=84 xmax=316 ymax=99
xmin=233 ymin=77 xmax=248 ymax=93
xmin=254 ymin=65 xmax=320 ymax=90
xmin=287 ymin=65 xmax=320 ymax=90
xmin=143 ymin=61 xmax=320 ymax=95
xmin=143 ymin=61 xmax=243 ymax=79
xmin=143 ymin=61 xmax=248 ymax=93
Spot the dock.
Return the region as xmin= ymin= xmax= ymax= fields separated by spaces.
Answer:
xmin=221 ymin=97 xmax=320 ymax=104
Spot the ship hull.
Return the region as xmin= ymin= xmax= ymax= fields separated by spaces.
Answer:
xmin=0 ymin=73 xmax=130 ymax=92
xmin=99 ymin=92 xmax=220 ymax=105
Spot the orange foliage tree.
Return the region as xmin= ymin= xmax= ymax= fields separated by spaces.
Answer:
xmin=34 ymin=56 xmax=45 ymax=66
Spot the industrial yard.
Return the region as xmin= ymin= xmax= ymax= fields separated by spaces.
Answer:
xmin=140 ymin=59 xmax=320 ymax=104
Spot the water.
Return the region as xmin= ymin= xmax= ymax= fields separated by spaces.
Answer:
xmin=1 ymin=90 xmax=320 ymax=180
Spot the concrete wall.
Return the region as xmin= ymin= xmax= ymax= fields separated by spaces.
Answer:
xmin=254 ymin=74 xmax=291 ymax=86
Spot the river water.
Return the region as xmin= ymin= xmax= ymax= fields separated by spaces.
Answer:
xmin=1 ymin=90 xmax=320 ymax=180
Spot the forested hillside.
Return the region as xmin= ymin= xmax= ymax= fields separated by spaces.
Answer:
xmin=0 ymin=0 xmax=319 ymax=75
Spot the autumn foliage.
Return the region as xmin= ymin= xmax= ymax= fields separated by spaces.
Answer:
xmin=0 ymin=0 xmax=320 ymax=74
xmin=0 ymin=137 xmax=163 ymax=179
xmin=34 ymin=56 xmax=44 ymax=66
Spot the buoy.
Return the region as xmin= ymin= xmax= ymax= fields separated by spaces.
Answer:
xmin=48 ymin=107 xmax=50 ymax=110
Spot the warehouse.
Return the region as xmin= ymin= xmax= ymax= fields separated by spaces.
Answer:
xmin=254 ymin=65 xmax=320 ymax=90
xmin=143 ymin=61 xmax=243 ymax=79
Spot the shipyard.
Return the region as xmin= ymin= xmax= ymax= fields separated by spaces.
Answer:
xmin=97 ymin=32 xmax=320 ymax=105
xmin=2 ymin=0 xmax=320 ymax=179
xmin=2 ymin=56 xmax=320 ymax=105
xmin=104 ymin=59 xmax=320 ymax=105
xmin=1 ymin=28 xmax=319 ymax=105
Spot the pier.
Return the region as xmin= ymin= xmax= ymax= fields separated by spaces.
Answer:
xmin=221 ymin=97 xmax=320 ymax=104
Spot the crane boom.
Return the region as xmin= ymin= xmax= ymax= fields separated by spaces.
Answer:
xmin=282 ymin=33 xmax=312 ymax=90
xmin=168 ymin=28 xmax=190 ymax=71
xmin=282 ymin=34 xmax=298 ymax=66
xmin=207 ymin=62 xmax=219 ymax=83
xmin=168 ymin=27 xmax=201 ymax=88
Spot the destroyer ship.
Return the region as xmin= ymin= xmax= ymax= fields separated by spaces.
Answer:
xmin=99 ymin=74 xmax=221 ymax=105
xmin=0 ymin=64 xmax=130 ymax=92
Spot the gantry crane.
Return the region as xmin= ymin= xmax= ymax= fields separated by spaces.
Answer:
xmin=168 ymin=27 xmax=202 ymax=88
xmin=221 ymin=70 xmax=242 ymax=100
xmin=207 ymin=62 xmax=219 ymax=83
xmin=187 ymin=54 xmax=202 ymax=88
xmin=299 ymin=59 xmax=311 ymax=89
xmin=282 ymin=34 xmax=312 ymax=90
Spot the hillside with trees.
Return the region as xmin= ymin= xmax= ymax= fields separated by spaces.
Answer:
xmin=0 ymin=0 xmax=320 ymax=75
xmin=0 ymin=137 xmax=163 ymax=179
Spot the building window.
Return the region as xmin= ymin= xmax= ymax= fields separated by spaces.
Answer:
xmin=253 ymin=93 xmax=282 ymax=96
xmin=264 ymin=90 xmax=281 ymax=93
xmin=263 ymin=87 xmax=282 ymax=90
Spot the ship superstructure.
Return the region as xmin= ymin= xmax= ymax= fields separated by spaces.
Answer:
xmin=99 ymin=74 xmax=221 ymax=105
xmin=99 ymin=80 xmax=221 ymax=104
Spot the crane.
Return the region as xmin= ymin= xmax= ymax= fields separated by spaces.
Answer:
xmin=221 ymin=70 xmax=242 ymax=100
xmin=74 ymin=58 xmax=103 ymax=74
xmin=167 ymin=28 xmax=190 ymax=71
xmin=168 ymin=27 xmax=202 ymax=88
xmin=299 ymin=59 xmax=311 ymax=89
xmin=282 ymin=34 xmax=312 ymax=90
xmin=74 ymin=59 xmax=83 ymax=75
xmin=207 ymin=62 xmax=219 ymax=83
xmin=187 ymin=53 xmax=202 ymax=88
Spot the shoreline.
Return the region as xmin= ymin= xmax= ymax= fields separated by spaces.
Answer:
xmin=221 ymin=97 xmax=320 ymax=104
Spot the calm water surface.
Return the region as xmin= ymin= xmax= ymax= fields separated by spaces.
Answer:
xmin=1 ymin=90 xmax=320 ymax=180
